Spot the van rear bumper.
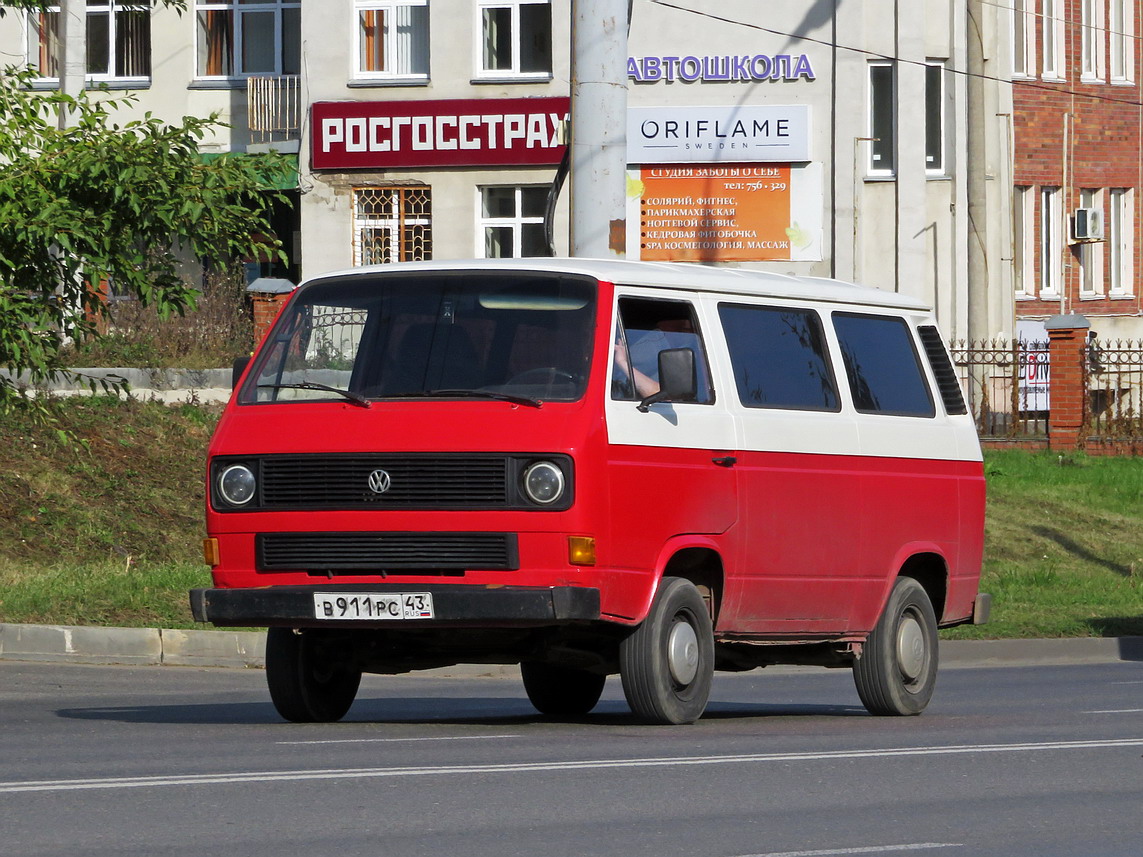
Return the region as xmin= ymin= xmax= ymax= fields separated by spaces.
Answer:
xmin=189 ymin=584 xmax=601 ymax=629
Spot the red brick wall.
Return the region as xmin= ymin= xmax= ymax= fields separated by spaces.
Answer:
xmin=1013 ymin=0 xmax=1143 ymax=319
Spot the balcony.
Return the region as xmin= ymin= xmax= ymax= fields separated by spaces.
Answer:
xmin=247 ymin=75 xmax=301 ymax=148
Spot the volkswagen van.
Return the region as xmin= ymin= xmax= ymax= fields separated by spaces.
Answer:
xmin=191 ymin=258 xmax=988 ymax=725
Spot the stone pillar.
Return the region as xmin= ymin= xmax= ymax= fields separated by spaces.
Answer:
xmin=246 ymin=277 xmax=297 ymax=347
xmin=1045 ymin=314 xmax=1090 ymax=451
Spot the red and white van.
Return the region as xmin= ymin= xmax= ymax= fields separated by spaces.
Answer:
xmin=191 ymin=258 xmax=989 ymax=725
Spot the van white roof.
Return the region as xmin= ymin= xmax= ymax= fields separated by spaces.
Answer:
xmin=309 ymin=257 xmax=931 ymax=312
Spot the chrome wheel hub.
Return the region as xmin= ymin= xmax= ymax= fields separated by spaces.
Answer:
xmin=896 ymin=613 xmax=926 ymax=681
xmin=668 ymin=619 xmax=700 ymax=686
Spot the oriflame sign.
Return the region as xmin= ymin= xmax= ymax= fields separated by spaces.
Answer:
xmin=311 ymin=97 xmax=569 ymax=170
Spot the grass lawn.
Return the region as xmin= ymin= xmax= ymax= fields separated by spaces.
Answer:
xmin=0 ymin=398 xmax=1141 ymax=636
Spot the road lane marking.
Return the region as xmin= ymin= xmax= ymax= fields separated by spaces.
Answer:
xmin=3 ymin=737 xmax=1143 ymax=794
xmin=735 ymin=845 xmax=961 ymax=857
xmin=276 ymin=734 xmax=521 ymax=745
xmin=1085 ymin=709 xmax=1143 ymax=714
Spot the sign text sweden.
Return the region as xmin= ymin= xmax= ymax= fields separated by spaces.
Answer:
xmin=311 ymin=97 xmax=570 ymax=170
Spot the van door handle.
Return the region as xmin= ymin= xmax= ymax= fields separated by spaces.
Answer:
xmin=712 ymin=456 xmax=737 ymax=468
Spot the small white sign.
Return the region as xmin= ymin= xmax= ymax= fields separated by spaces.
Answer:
xmin=627 ymin=105 xmax=811 ymax=164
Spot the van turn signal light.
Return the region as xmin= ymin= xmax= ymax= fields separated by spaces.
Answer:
xmin=567 ymin=536 xmax=596 ymax=566
xmin=202 ymin=538 xmax=220 ymax=567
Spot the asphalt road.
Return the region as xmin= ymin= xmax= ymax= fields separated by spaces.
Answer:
xmin=1 ymin=659 xmax=1141 ymax=857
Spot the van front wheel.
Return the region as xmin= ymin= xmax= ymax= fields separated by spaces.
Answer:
xmin=853 ymin=576 xmax=939 ymax=716
xmin=620 ymin=577 xmax=714 ymax=725
xmin=265 ymin=628 xmax=362 ymax=723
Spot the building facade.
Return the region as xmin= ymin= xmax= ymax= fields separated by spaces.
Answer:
xmin=1010 ymin=0 xmax=1143 ymax=342
xmin=0 ymin=1 xmax=1016 ymax=341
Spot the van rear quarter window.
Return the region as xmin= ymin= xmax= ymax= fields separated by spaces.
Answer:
xmin=832 ymin=312 xmax=935 ymax=417
xmin=719 ymin=303 xmax=840 ymax=411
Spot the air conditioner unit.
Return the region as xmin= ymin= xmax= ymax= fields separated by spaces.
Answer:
xmin=1073 ymin=207 xmax=1105 ymax=241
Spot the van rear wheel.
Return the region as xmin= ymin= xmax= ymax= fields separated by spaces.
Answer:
xmin=853 ymin=576 xmax=939 ymax=716
xmin=521 ymin=662 xmax=606 ymax=716
xmin=619 ymin=577 xmax=714 ymax=725
xmin=265 ymin=628 xmax=362 ymax=723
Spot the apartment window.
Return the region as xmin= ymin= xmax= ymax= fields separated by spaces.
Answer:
xmin=476 ymin=0 xmax=552 ymax=78
xmin=28 ymin=3 xmax=150 ymax=80
xmin=1111 ymin=0 xmax=1135 ymax=82
xmin=1110 ymin=188 xmax=1134 ymax=296
xmin=925 ymin=62 xmax=945 ymax=174
xmin=1080 ymin=0 xmax=1106 ymax=82
xmin=1078 ymin=189 xmax=1105 ymax=297
xmin=1042 ymin=0 xmax=1064 ymax=80
xmin=356 ymin=1 xmax=429 ymax=79
xmin=196 ymin=0 xmax=300 ymax=78
xmin=868 ymin=61 xmax=896 ymax=176
xmin=353 ymin=187 xmax=432 ymax=265
xmin=1011 ymin=0 xmax=1034 ymax=77
xmin=1040 ymin=186 xmax=1063 ymax=297
xmin=1014 ymin=185 xmax=1034 ymax=299
xmin=478 ymin=186 xmax=548 ymax=258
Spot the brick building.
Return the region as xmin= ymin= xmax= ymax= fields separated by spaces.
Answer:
xmin=1012 ymin=0 xmax=1143 ymax=340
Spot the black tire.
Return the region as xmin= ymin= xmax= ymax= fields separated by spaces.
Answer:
xmin=853 ymin=576 xmax=939 ymax=716
xmin=265 ymin=628 xmax=362 ymax=723
xmin=521 ymin=662 xmax=607 ymax=717
xmin=619 ymin=577 xmax=714 ymax=725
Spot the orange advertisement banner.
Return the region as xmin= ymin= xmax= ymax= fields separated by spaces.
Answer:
xmin=636 ymin=165 xmax=793 ymax=262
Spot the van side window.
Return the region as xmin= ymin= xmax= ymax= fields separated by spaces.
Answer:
xmin=718 ymin=303 xmax=840 ymax=411
xmin=612 ymin=298 xmax=712 ymax=403
xmin=832 ymin=313 xmax=936 ymax=417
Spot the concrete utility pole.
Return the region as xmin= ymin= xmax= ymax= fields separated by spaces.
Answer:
xmin=570 ymin=0 xmax=629 ymax=258
xmin=58 ymin=0 xmax=86 ymax=129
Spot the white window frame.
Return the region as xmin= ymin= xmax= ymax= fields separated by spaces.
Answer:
xmin=1015 ymin=185 xmax=1035 ymax=300
xmin=1110 ymin=188 xmax=1134 ymax=296
xmin=26 ymin=2 xmax=151 ymax=82
xmin=352 ymin=187 xmax=433 ymax=266
xmin=1042 ymin=0 xmax=1065 ymax=81
xmin=353 ymin=0 xmax=430 ymax=82
xmin=194 ymin=0 xmax=300 ymax=80
xmin=1080 ymin=0 xmax=1107 ymax=83
xmin=476 ymin=185 xmax=548 ymax=258
xmin=1040 ymin=186 xmax=1063 ymax=298
xmin=867 ymin=60 xmax=896 ymax=177
xmin=1110 ymin=0 xmax=1135 ymax=83
xmin=474 ymin=0 xmax=552 ymax=81
xmin=1078 ymin=188 xmax=1105 ymax=298
xmin=1011 ymin=0 xmax=1035 ymax=78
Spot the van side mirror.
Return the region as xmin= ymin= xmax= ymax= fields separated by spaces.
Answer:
xmin=232 ymin=356 xmax=252 ymax=391
xmin=637 ymin=348 xmax=698 ymax=412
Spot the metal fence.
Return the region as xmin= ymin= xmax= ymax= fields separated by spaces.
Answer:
xmin=950 ymin=339 xmax=1049 ymax=439
xmin=951 ymin=338 xmax=1143 ymax=444
xmin=1085 ymin=339 xmax=1143 ymax=440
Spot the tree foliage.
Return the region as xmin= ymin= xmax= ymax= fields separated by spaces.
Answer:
xmin=0 ymin=64 xmax=287 ymax=412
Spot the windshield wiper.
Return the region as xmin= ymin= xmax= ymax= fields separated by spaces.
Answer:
xmin=385 ymin=389 xmax=542 ymax=408
xmin=257 ymin=382 xmax=371 ymax=409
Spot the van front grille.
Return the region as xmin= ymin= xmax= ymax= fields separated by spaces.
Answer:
xmin=256 ymin=532 xmax=519 ymax=571
xmin=260 ymin=454 xmax=510 ymax=509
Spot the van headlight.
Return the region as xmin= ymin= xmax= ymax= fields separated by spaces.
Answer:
xmin=218 ymin=464 xmax=257 ymax=506
xmin=522 ymin=461 xmax=565 ymax=505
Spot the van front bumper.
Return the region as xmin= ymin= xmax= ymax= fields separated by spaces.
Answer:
xmin=189 ymin=583 xmax=601 ymax=629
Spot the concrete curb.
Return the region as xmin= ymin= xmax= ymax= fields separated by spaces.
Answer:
xmin=2 ymin=622 xmax=1140 ymax=674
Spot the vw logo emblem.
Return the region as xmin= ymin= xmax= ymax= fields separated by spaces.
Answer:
xmin=367 ymin=469 xmax=392 ymax=494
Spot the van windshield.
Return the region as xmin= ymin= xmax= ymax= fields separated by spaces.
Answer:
xmin=241 ymin=272 xmax=597 ymax=405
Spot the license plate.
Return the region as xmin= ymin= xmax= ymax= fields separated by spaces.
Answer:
xmin=312 ymin=592 xmax=435 ymax=621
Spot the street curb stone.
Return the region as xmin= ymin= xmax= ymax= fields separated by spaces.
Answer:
xmin=2 ymin=622 xmax=1141 ymax=673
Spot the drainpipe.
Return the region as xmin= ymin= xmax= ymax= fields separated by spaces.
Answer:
xmin=966 ymin=0 xmax=989 ymax=342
